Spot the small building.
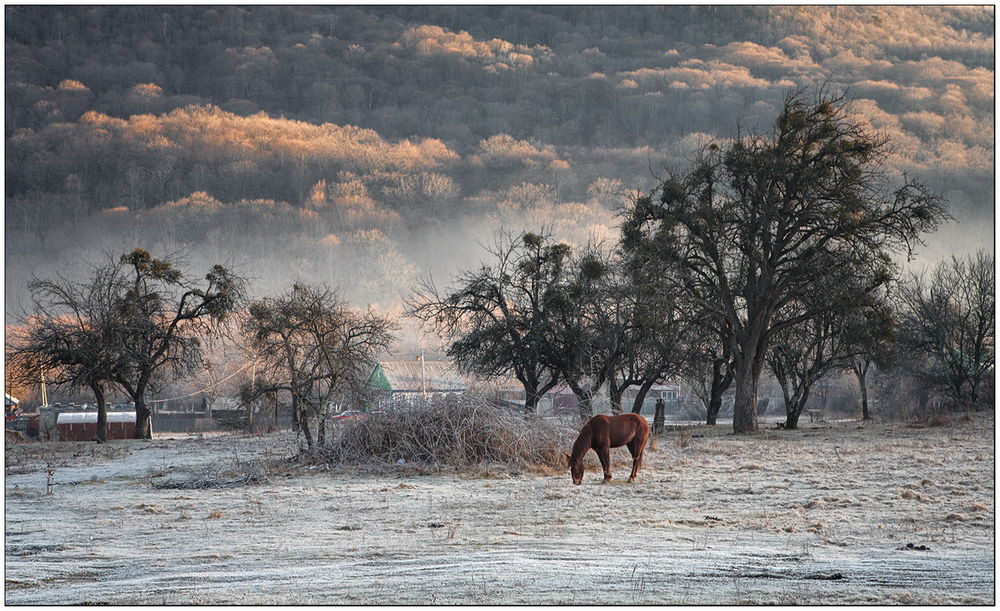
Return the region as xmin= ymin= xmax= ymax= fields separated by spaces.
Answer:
xmin=5 ymin=393 xmax=21 ymax=422
xmin=55 ymin=411 xmax=137 ymax=441
xmin=625 ymin=383 xmax=681 ymax=416
xmin=367 ymin=359 xmax=468 ymax=407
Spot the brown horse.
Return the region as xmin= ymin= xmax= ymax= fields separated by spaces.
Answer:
xmin=566 ymin=413 xmax=649 ymax=485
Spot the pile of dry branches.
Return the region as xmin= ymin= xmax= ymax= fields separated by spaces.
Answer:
xmin=151 ymin=461 xmax=270 ymax=489
xmin=321 ymin=396 xmax=575 ymax=470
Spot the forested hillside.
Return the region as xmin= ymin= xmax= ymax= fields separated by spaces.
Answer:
xmin=5 ymin=6 xmax=994 ymax=314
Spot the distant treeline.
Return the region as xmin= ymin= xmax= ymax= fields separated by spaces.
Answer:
xmin=5 ymin=6 xmax=994 ymax=310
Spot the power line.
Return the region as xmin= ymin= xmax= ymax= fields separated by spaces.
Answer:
xmin=148 ymin=359 xmax=254 ymax=404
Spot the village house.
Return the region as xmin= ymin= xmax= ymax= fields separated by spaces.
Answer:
xmin=366 ymin=357 xmax=469 ymax=408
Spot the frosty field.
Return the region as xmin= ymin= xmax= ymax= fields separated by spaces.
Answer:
xmin=4 ymin=415 xmax=994 ymax=605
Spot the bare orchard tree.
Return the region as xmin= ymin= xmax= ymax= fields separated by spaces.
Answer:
xmin=407 ymin=231 xmax=568 ymax=415
xmin=543 ymin=245 xmax=622 ymax=420
xmin=674 ymin=305 xmax=735 ymax=426
xmin=242 ymin=282 xmax=396 ymax=450
xmin=840 ymin=300 xmax=896 ymax=421
xmin=545 ymin=244 xmax=689 ymax=420
xmin=114 ymin=249 xmax=247 ymax=438
xmin=609 ymin=245 xmax=690 ymax=416
xmin=621 ymin=89 xmax=947 ymax=433
xmin=896 ymin=251 xmax=995 ymax=411
xmin=7 ymin=260 xmax=128 ymax=442
xmin=767 ymin=268 xmax=894 ymax=429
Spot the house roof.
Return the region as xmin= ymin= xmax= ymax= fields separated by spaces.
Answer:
xmin=369 ymin=360 xmax=468 ymax=393
xmin=207 ymin=397 xmax=241 ymax=411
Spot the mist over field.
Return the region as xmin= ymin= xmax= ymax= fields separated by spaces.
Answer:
xmin=5 ymin=6 xmax=994 ymax=323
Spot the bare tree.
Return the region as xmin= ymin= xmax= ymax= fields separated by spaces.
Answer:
xmin=543 ymin=246 xmax=621 ymax=419
xmin=546 ymin=245 xmax=688 ymax=420
xmin=7 ymin=260 xmax=127 ymax=442
xmin=841 ymin=300 xmax=896 ymax=421
xmin=677 ymin=319 xmax=735 ymax=426
xmin=242 ymin=282 xmax=396 ymax=449
xmin=621 ymin=89 xmax=947 ymax=433
xmin=605 ymin=245 xmax=690 ymax=416
xmin=114 ymin=249 xmax=246 ymax=438
xmin=407 ymin=231 xmax=568 ymax=415
xmin=766 ymin=268 xmax=896 ymax=429
xmin=897 ymin=251 xmax=994 ymax=410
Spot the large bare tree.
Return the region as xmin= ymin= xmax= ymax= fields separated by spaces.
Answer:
xmin=622 ymin=90 xmax=947 ymax=433
xmin=766 ymin=267 xmax=896 ymax=429
xmin=546 ymin=245 xmax=688 ymax=420
xmin=676 ymin=316 xmax=735 ymax=426
xmin=114 ymin=249 xmax=246 ymax=438
xmin=407 ymin=231 xmax=568 ymax=415
xmin=242 ymin=282 xmax=396 ymax=449
xmin=7 ymin=261 xmax=127 ymax=442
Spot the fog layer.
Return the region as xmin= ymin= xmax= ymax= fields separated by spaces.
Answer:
xmin=5 ymin=6 xmax=994 ymax=318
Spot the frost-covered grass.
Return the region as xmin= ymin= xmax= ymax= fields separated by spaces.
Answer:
xmin=4 ymin=414 xmax=994 ymax=605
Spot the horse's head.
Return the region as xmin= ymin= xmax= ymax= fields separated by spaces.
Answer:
xmin=566 ymin=453 xmax=583 ymax=485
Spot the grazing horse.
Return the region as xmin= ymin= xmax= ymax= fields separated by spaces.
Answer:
xmin=566 ymin=413 xmax=649 ymax=485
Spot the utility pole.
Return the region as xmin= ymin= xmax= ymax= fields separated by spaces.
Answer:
xmin=420 ymin=349 xmax=427 ymax=398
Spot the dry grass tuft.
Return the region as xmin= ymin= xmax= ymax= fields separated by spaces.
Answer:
xmin=674 ymin=428 xmax=692 ymax=448
xmin=320 ymin=396 xmax=576 ymax=471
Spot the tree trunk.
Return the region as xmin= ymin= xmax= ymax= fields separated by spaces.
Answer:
xmin=299 ymin=413 xmax=314 ymax=450
xmin=854 ymin=366 xmax=870 ymax=421
xmin=653 ymin=400 xmax=665 ymax=435
xmin=783 ymin=384 xmax=811 ymax=431
xmin=732 ymin=360 xmax=759 ymax=434
xmin=630 ymin=378 xmax=656 ymax=414
xmin=783 ymin=391 xmax=803 ymax=430
xmin=291 ymin=393 xmax=300 ymax=432
xmin=706 ymin=392 xmax=722 ymax=425
xmin=133 ymin=392 xmax=152 ymax=440
xmin=91 ymin=382 xmax=108 ymax=443
xmin=524 ymin=386 xmax=541 ymax=416
xmin=706 ymin=358 xmax=730 ymax=425
xmin=608 ymin=383 xmax=624 ymax=415
xmin=317 ymin=414 xmax=326 ymax=447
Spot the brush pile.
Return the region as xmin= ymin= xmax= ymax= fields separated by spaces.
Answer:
xmin=151 ymin=461 xmax=270 ymax=490
xmin=322 ymin=396 xmax=576 ymax=470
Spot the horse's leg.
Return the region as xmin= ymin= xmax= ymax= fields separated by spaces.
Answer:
xmin=627 ymin=439 xmax=640 ymax=482
xmin=628 ymin=434 xmax=647 ymax=482
xmin=596 ymin=446 xmax=612 ymax=482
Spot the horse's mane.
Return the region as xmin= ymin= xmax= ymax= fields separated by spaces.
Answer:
xmin=571 ymin=417 xmax=597 ymax=457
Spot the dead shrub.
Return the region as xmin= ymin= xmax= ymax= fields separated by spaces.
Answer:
xmin=674 ymin=427 xmax=692 ymax=448
xmin=320 ymin=396 xmax=575 ymax=471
